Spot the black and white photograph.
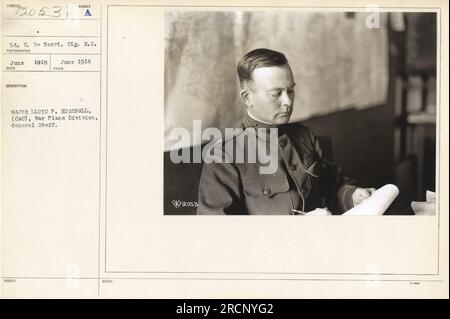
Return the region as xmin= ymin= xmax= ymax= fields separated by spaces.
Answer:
xmin=163 ymin=10 xmax=438 ymax=216
xmin=1 ymin=0 xmax=447 ymax=300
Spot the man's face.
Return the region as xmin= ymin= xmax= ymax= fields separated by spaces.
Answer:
xmin=244 ymin=64 xmax=296 ymax=125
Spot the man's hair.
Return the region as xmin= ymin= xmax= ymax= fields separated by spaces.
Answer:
xmin=237 ymin=48 xmax=288 ymax=88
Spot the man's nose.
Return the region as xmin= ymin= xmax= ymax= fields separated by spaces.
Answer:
xmin=281 ymin=91 xmax=292 ymax=108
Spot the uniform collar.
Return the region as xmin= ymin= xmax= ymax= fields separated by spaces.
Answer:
xmin=243 ymin=110 xmax=287 ymax=135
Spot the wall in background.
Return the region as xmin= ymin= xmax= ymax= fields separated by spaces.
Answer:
xmin=165 ymin=11 xmax=389 ymax=150
xmin=302 ymin=103 xmax=395 ymax=189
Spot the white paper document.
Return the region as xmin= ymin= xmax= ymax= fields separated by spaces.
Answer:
xmin=344 ymin=184 xmax=399 ymax=215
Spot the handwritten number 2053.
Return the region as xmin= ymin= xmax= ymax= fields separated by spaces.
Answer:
xmin=15 ymin=5 xmax=62 ymax=18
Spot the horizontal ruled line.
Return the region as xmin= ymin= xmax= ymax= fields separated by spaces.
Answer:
xmin=1 ymin=276 xmax=444 ymax=283
xmin=3 ymin=70 xmax=100 ymax=73
xmin=3 ymin=53 xmax=101 ymax=55
xmin=1 ymin=18 xmax=101 ymax=21
xmin=3 ymin=35 xmax=101 ymax=38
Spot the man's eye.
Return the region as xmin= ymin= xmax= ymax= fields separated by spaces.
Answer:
xmin=288 ymin=90 xmax=295 ymax=94
xmin=270 ymin=92 xmax=281 ymax=97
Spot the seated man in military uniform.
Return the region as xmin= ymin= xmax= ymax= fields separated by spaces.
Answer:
xmin=197 ymin=48 xmax=375 ymax=215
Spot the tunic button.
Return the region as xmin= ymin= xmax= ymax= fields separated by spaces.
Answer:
xmin=279 ymin=140 xmax=286 ymax=147
xmin=290 ymin=164 xmax=297 ymax=171
xmin=263 ymin=188 xmax=270 ymax=196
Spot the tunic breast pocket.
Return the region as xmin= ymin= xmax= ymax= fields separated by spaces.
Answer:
xmin=242 ymin=175 xmax=291 ymax=214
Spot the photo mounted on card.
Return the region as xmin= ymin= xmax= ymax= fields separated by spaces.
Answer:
xmin=163 ymin=10 xmax=437 ymax=216
xmin=2 ymin=0 xmax=446 ymax=299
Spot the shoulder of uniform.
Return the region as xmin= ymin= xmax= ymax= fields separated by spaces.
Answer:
xmin=222 ymin=124 xmax=251 ymax=142
xmin=202 ymin=127 xmax=246 ymax=163
xmin=204 ymin=127 xmax=242 ymax=151
xmin=285 ymin=122 xmax=318 ymax=142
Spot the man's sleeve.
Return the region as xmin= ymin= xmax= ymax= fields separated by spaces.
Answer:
xmin=310 ymin=131 xmax=358 ymax=214
xmin=197 ymin=163 xmax=246 ymax=215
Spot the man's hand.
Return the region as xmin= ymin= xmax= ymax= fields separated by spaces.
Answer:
xmin=352 ymin=187 xmax=376 ymax=206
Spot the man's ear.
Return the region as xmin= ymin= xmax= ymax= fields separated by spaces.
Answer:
xmin=240 ymin=87 xmax=253 ymax=108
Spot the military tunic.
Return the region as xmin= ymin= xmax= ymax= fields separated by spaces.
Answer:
xmin=197 ymin=114 xmax=357 ymax=215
